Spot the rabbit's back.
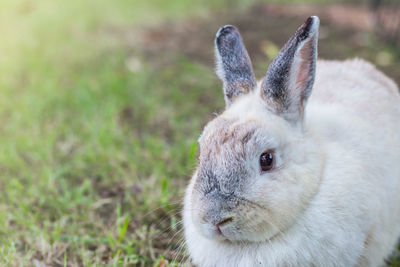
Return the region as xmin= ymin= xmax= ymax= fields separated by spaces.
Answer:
xmin=308 ymin=58 xmax=400 ymax=152
xmin=310 ymin=59 xmax=400 ymax=122
xmin=308 ymin=59 xmax=400 ymax=156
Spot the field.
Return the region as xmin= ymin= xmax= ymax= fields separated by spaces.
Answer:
xmin=0 ymin=0 xmax=399 ymax=266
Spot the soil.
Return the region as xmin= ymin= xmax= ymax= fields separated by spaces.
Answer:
xmin=130 ymin=2 xmax=400 ymax=84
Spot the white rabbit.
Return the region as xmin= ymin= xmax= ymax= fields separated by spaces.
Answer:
xmin=183 ymin=16 xmax=400 ymax=267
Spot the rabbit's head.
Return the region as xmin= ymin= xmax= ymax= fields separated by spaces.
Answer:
xmin=185 ymin=17 xmax=324 ymax=244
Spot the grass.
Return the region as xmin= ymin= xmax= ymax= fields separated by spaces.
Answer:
xmin=0 ymin=0 xmax=399 ymax=266
xmin=0 ymin=0 xmax=229 ymax=265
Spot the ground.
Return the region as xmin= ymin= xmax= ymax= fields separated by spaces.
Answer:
xmin=0 ymin=0 xmax=399 ymax=266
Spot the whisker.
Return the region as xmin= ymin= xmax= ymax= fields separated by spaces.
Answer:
xmin=173 ymin=238 xmax=187 ymax=264
xmin=141 ymin=200 xmax=183 ymax=218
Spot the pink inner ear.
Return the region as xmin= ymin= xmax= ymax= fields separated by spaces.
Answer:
xmin=296 ymin=39 xmax=313 ymax=90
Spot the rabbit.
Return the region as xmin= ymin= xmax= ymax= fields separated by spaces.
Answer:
xmin=182 ymin=16 xmax=400 ymax=267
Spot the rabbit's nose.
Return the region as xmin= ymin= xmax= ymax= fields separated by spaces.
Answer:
xmin=208 ymin=215 xmax=233 ymax=227
xmin=215 ymin=217 xmax=233 ymax=227
xmin=215 ymin=217 xmax=233 ymax=235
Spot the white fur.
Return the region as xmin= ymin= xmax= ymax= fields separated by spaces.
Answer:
xmin=183 ymin=58 xmax=400 ymax=267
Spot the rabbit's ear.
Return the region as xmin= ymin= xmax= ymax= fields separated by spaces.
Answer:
xmin=261 ymin=16 xmax=319 ymax=125
xmin=215 ymin=25 xmax=257 ymax=106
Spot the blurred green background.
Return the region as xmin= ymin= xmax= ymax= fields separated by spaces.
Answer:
xmin=0 ymin=0 xmax=399 ymax=266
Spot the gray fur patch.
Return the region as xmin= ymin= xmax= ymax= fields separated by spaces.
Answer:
xmin=195 ymin=119 xmax=259 ymax=206
xmin=215 ymin=25 xmax=257 ymax=106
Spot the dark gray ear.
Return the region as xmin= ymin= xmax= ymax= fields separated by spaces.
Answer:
xmin=215 ymin=25 xmax=257 ymax=106
xmin=261 ymin=16 xmax=319 ymax=125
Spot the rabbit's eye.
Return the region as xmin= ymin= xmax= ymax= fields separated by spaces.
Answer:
xmin=260 ymin=151 xmax=274 ymax=172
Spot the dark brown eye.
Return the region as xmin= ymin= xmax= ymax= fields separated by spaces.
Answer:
xmin=260 ymin=151 xmax=274 ymax=172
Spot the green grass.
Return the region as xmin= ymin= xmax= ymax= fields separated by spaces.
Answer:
xmin=0 ymin=0 xmax=398 ymax=266
xmin=0 ymin=0 xmax=231 ymax=265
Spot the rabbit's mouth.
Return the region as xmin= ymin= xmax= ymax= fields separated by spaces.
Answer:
xmin=197 ymin=220 xmax=284 ymax=244
xmin=195 ymin=208 xmax=283 ymax=243
xmin=190 ymin=186 xmax=285 ymax=243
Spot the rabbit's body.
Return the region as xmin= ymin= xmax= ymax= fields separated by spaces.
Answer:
xmin=183 ymin=17 xmax=400 ymax=267
xmin=307 ymin=59 xmax=400 ymax=266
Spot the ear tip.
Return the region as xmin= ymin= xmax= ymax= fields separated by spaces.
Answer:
xmin=308 ymin=15 xmax=320 ymax=22
xmin=216 ymin=25 xmax=238 ymax=40
xmin=306 ymin=16 xmax=320 ymax=33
